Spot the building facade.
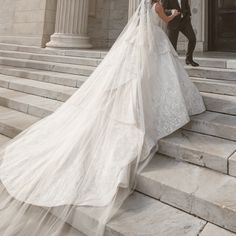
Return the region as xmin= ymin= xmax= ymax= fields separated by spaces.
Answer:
xmin=0 ymin=0 xmax=235 ymax=52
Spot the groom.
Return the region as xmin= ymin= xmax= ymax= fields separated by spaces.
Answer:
xmin=162 ymin=0 xmax=199 ymax=67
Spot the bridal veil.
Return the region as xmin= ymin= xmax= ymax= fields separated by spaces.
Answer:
xmin=0 ymin=0 xmax=205 ymax=235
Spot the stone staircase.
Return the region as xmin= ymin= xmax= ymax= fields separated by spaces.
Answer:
xmin=0 ymin=42 xmax=236 ymax=235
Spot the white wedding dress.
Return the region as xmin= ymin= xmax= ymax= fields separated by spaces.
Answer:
xmin=0 ymin=0 xmax=205 ymax=235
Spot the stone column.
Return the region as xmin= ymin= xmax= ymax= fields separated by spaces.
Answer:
xmin=128 ymin=0 xmax=140 ymax=19
xmin=47 ymin=0 xmax=92 ymax=49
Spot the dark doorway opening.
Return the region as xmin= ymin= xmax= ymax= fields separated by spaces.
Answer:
xmin=208 ymin=0 xmax=236 ymax=52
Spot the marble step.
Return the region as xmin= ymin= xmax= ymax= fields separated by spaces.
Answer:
xmin=193 ymin=77 xmax=236 ymax=96
xmin=159 ymin=130 xmax=236 ymax=174
xmin=0 ymin=43 xmax=106 ymax=59
xmin=1 ymin=73 xmax=236 ymax=116
xmin=137 ymin=154 xmax=236 ymax=234
xmin=229 ymin=152 xmax=236 ymax=177
xmin=200 ymin=223 xmax=236 ymax=236
xmin=0 ymin=50 xmax=102 ymax=67
xmin=0 ymin=43 xmax=235 ymax=69
xmin=187 ymin=66 xmax=236 ymax=81
xmin=52 ymin=191 xmax=207 ymax=236
xmin=0 ymin=57 xmax=95 ymax=76
xmin=202 ymin=92 xmax=236 ymax=115
xmin=184 ymin=111 xmax=236 ymax=141
xmin=0 ymin=106 xmax=39 ymax=138
xmin=0 ymin=134 xmax=10 ymax=147
xmin=0 ymin=87 xmax=62 ymax=117
xmin=180 ymin=57 xmax=227 ymax=68
xmin=0 ymin=74 xmax=76 ymax=102
xmin=0 ymin=65 xmax=87 ymax=88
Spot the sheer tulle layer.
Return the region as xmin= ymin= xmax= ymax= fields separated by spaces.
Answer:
xmin=0 ymin=0 xmax=205 ymax=235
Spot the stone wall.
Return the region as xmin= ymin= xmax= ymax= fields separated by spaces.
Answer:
xmin=88 ymin=0 xmax=128 ymax=48
xmin=0 ymin=0 xmax=208 ymax=50
xmin=0 ymin=0 xmax=57 ymax=47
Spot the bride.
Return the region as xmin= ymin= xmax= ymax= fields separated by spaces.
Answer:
xmin=0 ymin=0 xmax=205 ymax=235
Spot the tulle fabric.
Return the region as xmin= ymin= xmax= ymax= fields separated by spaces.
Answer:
xmin=0 ymin=0 xmax=205 ymax=235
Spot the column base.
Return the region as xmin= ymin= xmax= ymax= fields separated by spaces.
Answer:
xmin=46 ymin=33 xmax=92 ymax=49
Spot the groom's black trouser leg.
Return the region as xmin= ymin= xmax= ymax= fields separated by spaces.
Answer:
xmin=167 ymin=28 xmax=179 ymax=50
xmin=180 ymin=21 xmax=196 ymax=61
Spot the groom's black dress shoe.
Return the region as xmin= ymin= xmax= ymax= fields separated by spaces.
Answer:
xmin=186 ymin=59 xmax=199 ymax=67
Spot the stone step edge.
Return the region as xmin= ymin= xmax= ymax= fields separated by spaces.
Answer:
xmin=137 ymin=154 xmax=236 ymax=234
xmin=158 ymin=129 xmax=236 ymax=176
xmin=0 ymin=64 xmax=87 ymax=88
xmin=0 ymin=56 xmax=96 ymax=70
xmin=0 ymin=131 xmax=233 ymax=236
xmin=0 ymin=49 xmax=102 ymax=66
xmin=184 ymin=111 xmax=236 ymax=142
xmin=0 ymin=74 xmax=76 ymax=102
xmin=0 ymin=87 xmax=62 ymax=118
xmin=0 ymin=43 xmax=107 ymax=59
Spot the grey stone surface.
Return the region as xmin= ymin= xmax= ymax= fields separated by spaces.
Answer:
xmin=180 ymin=57 xmax=227 ymax=68
xmin=106 ymin=192 xmax=206 ymax=236
xmin=0 ymin=50 xmax=101 ymax=67
xmin=185 ymin=111 xmax=236 ymax=141
xmin=0 ymin=43 xmax=105 ymax=59
xmin=0 ymin=134 xmax=10 ymax=147
xmin=0 ymin=105 xmax=39 ymax=138
xmin=0 ymin=87 xmax=62 ymax=117
xmin=200 ymin=223 xmax=236 ymax=236
xmin=229 ymin=152 xmax=236 ymax=178
xmin=193 ymin=78 xmax=236 ymax=96
xmin=0 ymin=0 xmax=57 ymax=47
xmin=0 ymin=74 xmax=76 ymax=102
xmin=159 ymin=130 xmax=236 ymax=173
xmin=0 ymin=65 xmax=87 ymax=88
xmin=227 ymin=60 xmax=236 ymax=69
xmin=186 ymin=67 xmax=236 ymax=81
xmin=53 ymin=192 xmax=206 ymax=236
xmin=202 ymin=92 xmax=236 ymax=115
xmin=0 ymin=57 xmax=95 ymax=76
xmin=137 ymin=154 xmax=236 ymax=233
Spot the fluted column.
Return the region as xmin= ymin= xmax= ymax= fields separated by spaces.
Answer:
xmin=47 ymin=0 xmax=92 ymax=49
xmin=128 ymin=0 xmax=140 ymax=19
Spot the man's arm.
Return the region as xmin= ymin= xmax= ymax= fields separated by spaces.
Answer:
xmin=161 ymin=0 xmax=172 ymax=16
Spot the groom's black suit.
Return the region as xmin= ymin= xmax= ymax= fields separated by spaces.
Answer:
xmin=162 ymin=0 xmax=196 ymax=61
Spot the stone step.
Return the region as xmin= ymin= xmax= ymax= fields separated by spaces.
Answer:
xmin=0 ymin=134 xmax=10 ymax=147
xmin=229 ymin=152 xmax=236 ymax=178
xmin=0 ymin=65 xmax=87 ymax=88
xmin=1 ymin=73 xmax=235 ymax=117
xmin=0 ymin=43 xmax=107 ymax=59
xmin=200 ymin=223 xmax=236 ymax=236
xmin=0 ymin=57 xmax=95 ymax=76
xmin=52 ymin=191 xmax=207 ymax=236
xmin=202 ymin=92 xmax=236 ymax=115
xmin=193 ymin=77 xmax=236 ymax=96
xmin=0 ymin=50 xmax=102 ymax=67
xmin=159 ymin=130 xmax=236 ymax=174
xmin=0 ymin=87 xmax=62 ymax=118
xmin=0 ymin=106 xmax=39 ymax=138
xmin=184 ymin=111 xmax=236 ymax=141
xmin=1 ymin=43 xmax=235 ymax=69
xmin=180 ymin=57 xmax=227 ymax=68
xmin=137 ymin=154 xmax=236 ymax=234
xmin=187 ymin=66 xmax=236 ymax=81
xmin=0 ymin=74 xmax=76 ymax=102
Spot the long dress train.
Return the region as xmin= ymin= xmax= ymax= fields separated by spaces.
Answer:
xmin=0 ymin=0 xmax=205 ymax=235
